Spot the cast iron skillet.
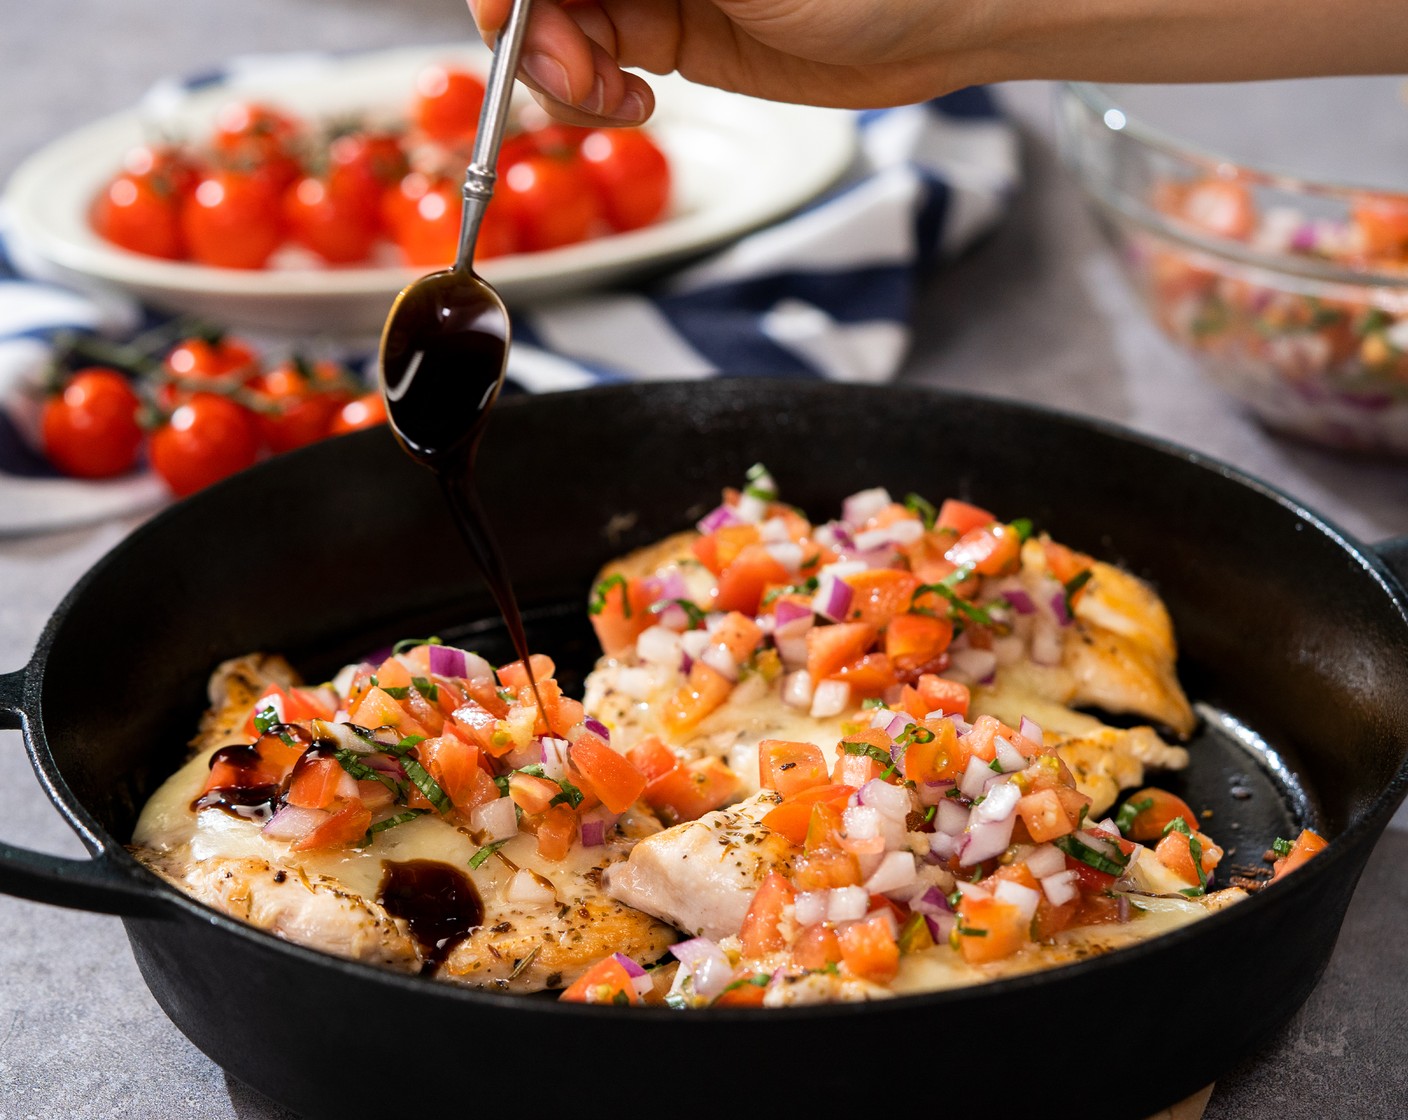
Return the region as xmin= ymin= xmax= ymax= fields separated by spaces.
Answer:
xmin=3 ymin=382 xmax=1407 ymax=1120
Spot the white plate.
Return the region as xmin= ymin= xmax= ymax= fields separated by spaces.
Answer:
xmin=2 ymin=45 xmax=858 ymax=336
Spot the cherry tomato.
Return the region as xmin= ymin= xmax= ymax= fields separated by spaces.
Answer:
xmin=283 ymin=174 xmax=377 ymax=264
xmin=180 ymin=170 xmax=284 ymax=269
xmin=119 ymin=143 xmax=200 ymax=194
xmin=412 ymin=65 xmax=486 ymax=145
xmin=91 ymin=173 xmax=185 ymax=259
xmin=579 ymin=128 xmax=671 ymax=232
xmin=328 ymin=131 xmax=409 ymax=224
xmin=159 ymin=335 xmax=260 ymax=411
xmin=330 ymin=391 xmax=388 ymax=434
xmin=149 ymin=392 xmax=260 ymax=497
xmin=249 ymin=358 xmax=351 ymax=453
xmin=499 ymin=153 xmax=599 ymax=251
xmin=40 ymin=368 xmax=144 ymax=479
xmin=211 ymin=101 xmax=303 ymax=191
xmin=392 ymin=176 xmax=517 ymax=266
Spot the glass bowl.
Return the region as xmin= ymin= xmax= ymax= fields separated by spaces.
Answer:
xmin=1058 ymin=78 xmax=1408 ymax=454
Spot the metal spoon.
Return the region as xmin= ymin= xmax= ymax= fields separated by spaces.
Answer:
xmin=377 ymin=0 xmax=533 ymax=467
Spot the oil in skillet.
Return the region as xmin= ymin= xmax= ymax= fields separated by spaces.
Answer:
xmin=379 ymin=270 xmax=544 ymax=709
xmin=377 ymin=859 xmax=484 ymax=969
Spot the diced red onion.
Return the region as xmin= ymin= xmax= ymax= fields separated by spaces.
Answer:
xmin=539 ymin=737 xmax=570 ymax=781
xmin=668 ymin=939 xmax=733 ymax=1000
xmin=427 ymin=644 xmax=467 ymax=679
xmin=501 ymin=741 xmax=544 ymax=770
xmin=1024 ymin=843 xmax=1067 ymax=879
xmin=655 ymin=604 xmax=692 ymax=632
xmin=700 ymin=643 xmax=740 ymax=683
xmin=955 ymin=880 xmax=991 ymax=902
xmin=917 ymin=780 xmax=955 ymax=807
xmin=826 ymin=886 xmax=870 ymax=923
xmin=1050 ymin=591 xmax=1071 ymax=626
xmin=992 ymin=635 xmax=1026 ymax=667
xmin=330 ymin=663 xmax=359 ymax=698
xmin=765 ymin=541 xmax=804 ymax=573
xmin=871 ymin=709 xmax=915 ymax=739
xmin=859 ymin=779 xmax=911 ymax=823
xmin=775 ymin=633 xmax=810 ymax=670
xmin=843 ymin=804 xmax=882 ymax=842
xmin=735 ymin=493 xmax=768 ymax=524
xmin=642 ymin=570 xmax=687 ymax=605
xmin=636 ymin=625 xmax=684 ymax=666
xmin=261 ymin=805 xmax=327 ymax=842
xmin=909 ymin=885 xmax=953 ymax=915
xmin=865 ymin=851 xmax=918 ymax=895
xmin=681 ymin=630 xmax=711 ymax=662
xmin=315 ymin=720 xmax=376 ymax=755
xmin=1092 ymin=817 xmax=1122 ymax=840
xmin=1030 ymin=619 xmax=1063 ymax=666
xmin=959 ymin=754 xmax=993 ymax=800
xmin=993 ymin=879 xmax=1041 ymax=923
xmin=584 ymin=718 xmax=611 ymax=742
xmin=613 ymin=667 xmax=657 ymax=701
xmin=1041 ymin=869 xmax=1080 ymax=907
xmin=948 ymin=647 xmax=998 ymax=684
xmin=994 ymin=736 xmax=1028 ymax=774
xmin=886 ymin=519 xmax=925 ymax=545
xmin=960 ymin=814 xmax=1016 ymax=866
xmin=758 ymin=516 xmax=791 ymax=543
xmin=929 ymin=831 xmax=960 ymax=860
xmin=794 ymin=891 xmax=829 ymax=927
xmin=506 ymin=869 xmax=557 ymax=906
xmin=1074 ymin=828 xmax=1121 ymax=859
xmin=811 ymin=574 xmax=854 ymax=623
xmin=579 ymin=806 xmax=618 ymax=848
xmin=809 ymin=679 xmax=850 ymax=719
xmin=926 ymin=912 xmax=957 ymax=943
xmin=773 ymin=599 xmax=814 ymax=629
xmin=364 ymin=754 xmax=406 ymax=780
xmin=972 ymin=780 xmax=1020 ymax=824
xmin=470 ymin=796 xmax=519 ymax=843
xmin=697 ymin=504 xmax=745 ymax=534
xmin=842 ymin=487 xmax=892 ymax=527
xmin=1018 ymin=716 xmax=1044 ymax=749
xmin=1004 ymin=588 xmax=1036 ymax=615
xmin=782 ymin=670 xmax=814 ymax=710
xmin=936 ymin=799 xmax=970 ymax=836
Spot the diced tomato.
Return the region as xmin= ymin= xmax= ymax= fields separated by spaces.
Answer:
xmin=961 ymin=714 xmax=1006 ymax=762
xmin=292 ymin=801 xmax=372 ymax=851
xmin=625 ymin=735 xmax=680 ymax=783
xmin=643 ymin=757 xmax=741 ymax=823
xmin=832 ymin=749 xmax=884 ymax=789
xmin=1118 ymin=787 xmax=1200 ymax=842
xmin=715 ymin=544 xmax=792 ymax=615
xmin=712 ymin=979 xmax=769 ymax=1007
xmin=497 ymin=654 xmax=556 ymax=692
xmin=1355 ymin=196 xmax=1408 ymax=259
xmin=461 ymin=676 xmax=510 ymax=718
xmin=570 ymin=730 xmax=647 ymax=813
xmin=830 ymin=653 xmax=897 ymax=696
xmin=588 ymin=574 xmax=659 ymax=658
xmin=242 ymin=684 xmax=334 ymax=736
xmin=839 ymin=910 xmax=900 ymax=983
xmin=758 ymin=739 xmax=830 ymax=797
xmin=761 ymin=783 xmax=856 ymax=845
xmin=841 ymin=569 xmax=921 ymax=629
xmin=955 ymin=896 xmax=1029 ymax=964
xmin=692 ymin=523 xmax=760 ymax=576
xmin=1017 ymin=788 xmax=1077 ymax=843
xmin=661 ymin=662 xmax=733 ymax=736
xmin=401 ymin=683 xmax=445 ymax=736
xmin=791 ymin=924 xmax=842 ymax=971
xmin=1032 ymin=896 xmax=1080 ymax=941
xmin=1043 ymin=540 xmax=1093 ymax=589
xmin=254 ymin=733 xmax=306 ymax=773
xmin=885 ymin=613 xmax=954 ymax=677
xmin=535 ymin=803 xmax=578 ymax=861
xmin=739 ymin=871 xmax=795 ymax=957
xmin=287 ymin=755 xmax=347 ymax=810
xmin=448 ymin=702 xmax=500 ymax=753
xmin=791 ymin=845 xmax=862 ymax=891
xmin=1271 ymin=829 xmax=1329 ymax=881
xmin=1178 ymin=178 xmax=1256 ymax=240
xmin=374 ymin=656 xmax=414 ymax=691
xmin=936 ymin=499 xmax=995 ymax=536
xmin=901 ymin=717 xmax=966 ymax=785
xmin=1154 ymin=827 xmax=1224 ymax=886
xmin=805 ymin=622 xmax=877 ymax=684
xmin=913 ymin=674 xmax=970 ymax=719
xmin=357 ymin=780 xmax=397 ymax=813
xmin=945 ymin=523 xmax=1022 ymax=577
xmin=711 ymin=611 xmax=764 ymax=663
xmin=559 ymin=955 xmax=640 ymax=1005
xmin=350 ymin=686 xmax=428 ymax=737
xmin=421 ymin=735 xmax=497 ymax=815
xmin=509 ymin=772 xmax=562 ymax=814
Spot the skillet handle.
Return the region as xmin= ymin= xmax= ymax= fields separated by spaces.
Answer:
xmin=1373 ymin=536 xmax=1408 ymax=587
xmin=0 ymin=665 xmax=172 ymax=918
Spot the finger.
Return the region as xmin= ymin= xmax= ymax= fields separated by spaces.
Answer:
xmin=524 ymin=68 xmax=654 ymax=126
xmin=514 ymin=3 xmax=655 ymax=122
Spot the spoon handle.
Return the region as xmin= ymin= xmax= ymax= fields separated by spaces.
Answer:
xmin=455 ymin=0 xmax=534 ymax=270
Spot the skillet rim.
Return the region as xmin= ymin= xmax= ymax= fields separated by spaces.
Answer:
xmin=15 ymin=378 xmax=1408 ymax=1018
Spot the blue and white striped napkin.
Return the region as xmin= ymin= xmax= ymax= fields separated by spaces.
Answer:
xmin=0 ymin=79 xmax=1019 ymax=535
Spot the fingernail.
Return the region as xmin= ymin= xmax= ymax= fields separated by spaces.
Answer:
xmin=521 ymin=53 xmax=572 ymax=104
xmin=583 ymin=76 xmax=606 ymax=115
xmin=613 ymin=90 xmax=648 ymax=124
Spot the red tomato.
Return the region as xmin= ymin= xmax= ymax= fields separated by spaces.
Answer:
xmin=149 ymin=392 xmax=260 ymax=496
xmin=166 ymin=336 xmax=260 ymax=382
xmin=282 ymin=174 xmax=378 ymax=264
xmin=412 ymin=65 xmax=486 ymax=144
xmin=40 ymin=369 xmax=144 ymax=479
xmin=250 ymin=359 xmax=350 ymax=453
xmin=90 ymin=172 xmax=185 ymax=259
xmin=211 ymin=101 xmax=303 ymax=191
xmin=579 ymin=128 xmax=671 ymax=232
xmin=329 ymin=392 xmax=388 ymax=434
xmin=1117 ymin=787 xmax=1201 ymax=843
xmin=389 ymin=176 xmax=517 ymax=266
xmin=499 ymin=153 xmax=599 ymax=251
xmin=328 ymin=131 xmax=409 ymax=224
xmin=180 ymin=170 xmax=284 ymax=269
xmin=739 ymin=872 xmax=795 ymax=957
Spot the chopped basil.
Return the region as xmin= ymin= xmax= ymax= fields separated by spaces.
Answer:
xmin=761 ymin=576 xmax=818 ymax=607
xmin=497 ymin=688 xmax=516 ymax=704
xmin=1271 ymin=836 xmax=1295 ymax=857
xmin=1114 ymin=796 xmax=1155 ymax=836
xmin=743 ymin=462 xmax=778 ymax=501
xmin=904 ymin=492 xmax=938 ymax=530
xmin=396 ymin=734 xmax=426 ymax=752
xmin=1064 ymin=569 xmax=1093 ymax=613
xmin=401 ymin=755 xmax=452 ymax=814
xmin=253 ymin=705 xmax=279 ymax=735
xmin=612 ymin=991 xmax=632 ymax=1006
xmin=1162 ymin=815 xmax=1192 ymax=837
xmin=923 ymin=805 xmax=937 ymax=823
xmin=1053 ymin=833 xmax=1130 ymax=877
xmin=333 ymin=749 xmax=404 ymax=799
xmin=947 ymin=889 xmax=963 ymax=910
xmin=359 ymin=809 xmax=425 ymax=845
xmin=392 ymin=636 xmax=442 ymax=655
xmin=369 ymin=675 xmax=379 ymax=688
xmin=957 ymin=925 xmax=988 ymax=937
xmin=840 ymin=740 xmax=893 ymax=766
xmin=411 ymin=676 xmax=439 ymax=702
xmin=713 ymin=972 xmax=770 ymax=1003
xmin=381 ymin=686 xmax=410 ymax=700
xmin=988 ymin=758 xmax=1004 ymax=773
xmin=650 ymin=598 xmax=707 ymax=628
xmin=589 ymin=573 xmax=631 ymax=617
xmin=469 ymin=839 xmax=508 ymax=869
xmin=550 ymin=779 xmax=585 ymax=809
xmin=914 ymin=565 xmax=995 ymax=627
xmin=862 ymin=698 xmax=887 ymax=710
xmin=894 ymin=725 xmax=935 ymax=747
xmin=1183 ymin=832 xmax=1209 ymax=896
xmin=1010 ymin=517 xmax=1034 ymax=542
xmin=664 ymin=992 xmax=690 ymax=1011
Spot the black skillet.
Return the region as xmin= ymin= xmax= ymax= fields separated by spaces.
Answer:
xmin=3 ymin=381 xmax=1407 ymax=1120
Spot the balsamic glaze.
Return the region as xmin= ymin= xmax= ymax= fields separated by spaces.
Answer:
xmin=380 ymin=270 xmax=544 ymax=708
xmin=377 ymin=859 xmax=484 ymax=969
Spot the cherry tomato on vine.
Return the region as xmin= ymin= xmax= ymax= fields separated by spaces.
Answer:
xmin=91 ymin=173 xmax=186 ymax=259
xmin=328 ymin=131 xmax=409 ymax=223
xmin=390 ymin=176 xmax=517 ymax=266
xmin=499 ymin=153 xmax=599 ymax=251
xmin=149 ymin=392 xmax=260 ymax=497
xmin=211 ymin=101 xmax=304 ymax=191
xmin=180 ymin=169 xmax=284 ymax=269
xmin=329 ymin=391 xmax=388 ymax=435
xmin=579 ymin=128 xmax=671 ymax=232
xmin=160 ymin=335 xmax=260 ymax=410
xmin=40 ymin=368 xmax=144 ymax=479
xmin=249 ymin=358 xmax=352 ymax=453
xmin=283 ymin=175 xmax=378 ymax=264
xmin=412 ymin=65 xmax=486 ymax=145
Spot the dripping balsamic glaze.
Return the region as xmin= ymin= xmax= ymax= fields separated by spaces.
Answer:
xmin=191 ymin=725 xmax=312 ymax=820
xmin=380 ymin=270 xmax=544 ymax=710
xmin=377 ymin=859 xmax=484 ymax=969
